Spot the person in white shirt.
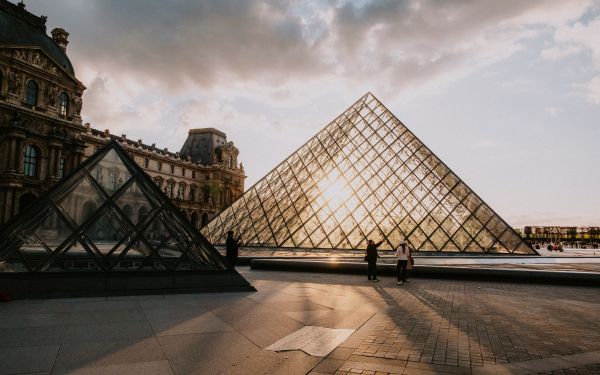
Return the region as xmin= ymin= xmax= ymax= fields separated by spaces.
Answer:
xmin=395 ymin=240 xmax=413 ymax=285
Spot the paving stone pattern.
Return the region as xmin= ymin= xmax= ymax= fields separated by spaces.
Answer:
xmin=0 ymin=268 xmax=599 ymax=374
xmin=351 ymin=282 xmax=600 ymax=367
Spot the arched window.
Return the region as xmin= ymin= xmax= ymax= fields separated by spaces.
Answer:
xmin=23 ymin=145 xmax=38 ymax=177
xmin=26 ymin=80 xmax=38 ymax=106
xmin=59 ymin=92 xmax=69 ymax=115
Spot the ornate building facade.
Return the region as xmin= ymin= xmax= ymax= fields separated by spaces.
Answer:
xmin=0 ymin=0 xmax=245 ymax=227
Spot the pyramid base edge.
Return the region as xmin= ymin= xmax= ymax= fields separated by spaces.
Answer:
xmin=0 ymin=270 xmax=256 ymax=300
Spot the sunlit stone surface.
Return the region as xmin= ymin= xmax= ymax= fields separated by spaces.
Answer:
xmin=266 ymin=326 xmax=354 ymax=356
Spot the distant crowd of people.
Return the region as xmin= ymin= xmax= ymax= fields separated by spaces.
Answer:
xmin=531 ymin=241 xmax=600 ymax=251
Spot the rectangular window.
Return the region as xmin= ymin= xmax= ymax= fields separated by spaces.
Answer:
xmin=109 ymin=169 xmax=118 ymax=191
xmin=58 ymin=158 xmax=65 ymax=179
xmin=182 ymin=167 xmax=186 ymax=177
xmin=144 ymin=158 xmax=149 ymax=168
xmin=158 ymin=162 xmax=162 ymax=171
xmin=23 ymin=145 xmax=37 ymax=177
xmin=203 ymin=187 xmax=210 ymax=203
xmin=192 ymin=170 xmax=196 ymax=179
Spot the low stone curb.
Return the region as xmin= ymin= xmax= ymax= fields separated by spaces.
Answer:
xmin=250 ymin=259 xmax=600 ymax=286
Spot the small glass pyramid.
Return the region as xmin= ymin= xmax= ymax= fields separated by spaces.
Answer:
xmin=202 ymin=93 xmax=536 ymax=255
xmin=0 ymin=141 xmax=232 ymax=272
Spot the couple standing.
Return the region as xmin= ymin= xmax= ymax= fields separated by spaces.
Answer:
xmin=365 ymin=239 xmax=414 ymax=284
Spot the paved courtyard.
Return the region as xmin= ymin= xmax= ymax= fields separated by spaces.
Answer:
xmin=0 ymin=268 xmax=599 ymax=374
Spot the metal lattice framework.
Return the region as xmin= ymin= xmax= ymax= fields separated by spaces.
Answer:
xmin=203 ymin=93 xmax=536 ymax=254
xmin=0 ymin=141 xmax=230 ymax=272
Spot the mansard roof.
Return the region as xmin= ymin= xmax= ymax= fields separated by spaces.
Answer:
xmin=0 ymin=0 xmax=74 ymax=76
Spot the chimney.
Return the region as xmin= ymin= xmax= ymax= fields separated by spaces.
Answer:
xmin=51 ymin=28 xmax=69 ymax=53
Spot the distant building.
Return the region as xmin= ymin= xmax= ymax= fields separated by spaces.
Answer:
xmin=0 ymin=0 xmax=244 ymax=227
xmin=523 ymin=226 xmax=600 ymax=242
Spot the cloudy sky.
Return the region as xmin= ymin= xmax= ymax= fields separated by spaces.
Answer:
xmin=24 ymin=0 xmax=600 ymax=227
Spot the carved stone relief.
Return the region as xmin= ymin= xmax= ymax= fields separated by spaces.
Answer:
xmin=7 ymin=68 xmax=23 ymax=96
xmin=46 ymin=84 xmax=58 ymax=107
xmin=14 ymin=49 xmax=27 ymax=62
xmin=12 ymin=49 xmax=63 ymax=78
xmin=72 ymin=95 xmax=82 ymax=115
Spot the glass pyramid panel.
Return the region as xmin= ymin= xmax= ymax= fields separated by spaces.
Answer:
xmin=58 ymin=177 xmax=105 ymax=226
xmin=89 ymin=148 xmax=131 ymax=195
xmin=0 ymin=141 xmax=232 ymax=272
xmin=114 ymin=180 xmax=157 ymax=227
xmin=202 ymin=93 xmax=536 ymax=254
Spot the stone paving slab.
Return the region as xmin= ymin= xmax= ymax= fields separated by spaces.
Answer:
xmin=55 ymin=360 xmax=174 ymax=375
xmin=267 ymin=326 xmax=355 ymax=356
xmin=52 ymin=338 xmax=166 ymax=374
xmin=0 ymin=267 xmax=599 ymax=374
xmin=0 ymin=344 xmax=59 ymax=374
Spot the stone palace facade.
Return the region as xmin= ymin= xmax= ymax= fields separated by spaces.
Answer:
xmin=0 ymin=0 xmax=245 ymax=227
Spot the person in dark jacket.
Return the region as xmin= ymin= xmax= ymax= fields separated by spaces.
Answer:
xmin=225 ymin=230 xmax=241 ymax=269
xmin=365 ymin=239 xmax=383 ymax=282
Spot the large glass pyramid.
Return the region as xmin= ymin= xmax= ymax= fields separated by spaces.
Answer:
xmin=0 ymin=141 xmax=240 ymax=273
xmin=203 ymin=93 xmax=536 ymax=255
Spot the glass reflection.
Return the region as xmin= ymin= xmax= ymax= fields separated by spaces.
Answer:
xmin=202 ymin=93 xmax=534 ymax=254
xmin=1 ymin=143 xmax=229 ymax=272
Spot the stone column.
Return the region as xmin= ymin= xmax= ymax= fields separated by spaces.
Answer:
xmin=72 ymin=145 xmax=85 ymax=171
xmin=5 ymin=137 xmax=17 ymax=172
xmin=14 ymin=134 xmax=26 ymax=173
xmin=55 ymin=147 xmax=63 ymax=178
xmin=0 ymin=138 xmax=10 ymax=172
xmin=47 ymin=141 xmax=62 ymax=179
xmin=0 ymin=190 xmax=8 ymax=223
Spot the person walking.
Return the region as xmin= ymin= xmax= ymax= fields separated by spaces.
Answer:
xmin=225 ymin=230 xmax=241 ymax=269
xmin=395 ymin=240 xmax=413 ymax=285
xmin=365 ymin=239 xmax=383 ymax=282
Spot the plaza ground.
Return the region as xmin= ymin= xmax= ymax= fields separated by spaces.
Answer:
xmin=0 ymin=267 xmax=599 ymax=375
